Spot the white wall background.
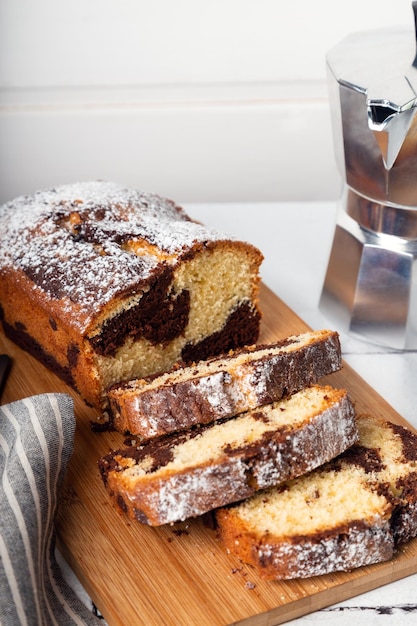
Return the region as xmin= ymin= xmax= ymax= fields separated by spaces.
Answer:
xmin=0 ymin=1 xmax=414 ymax=204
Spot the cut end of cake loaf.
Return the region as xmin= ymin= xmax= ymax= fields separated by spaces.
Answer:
xmin=0 ymin=181 xmax=263 ymax=409
xmin=107 ymin=329 xmax=342 ymax=439
xmin=98 ymin=384 xmax=358 ymax=526
xmin=216 ymin=414 xmax=417 ymax=580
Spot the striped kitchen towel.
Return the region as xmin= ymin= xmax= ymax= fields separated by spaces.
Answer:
xmin=0 ymin=393 xmax=101 ymax=626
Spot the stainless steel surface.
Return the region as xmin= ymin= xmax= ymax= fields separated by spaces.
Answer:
xmin=320 ymin=3 xmax=417 ymax=349
xmin=320 ymin=200 xmax=417 ymax=350
xmin=344 ymin=188 xmax=417 ymax=239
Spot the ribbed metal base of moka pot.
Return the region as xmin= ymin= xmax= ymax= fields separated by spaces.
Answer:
xmin=320 ymin=188 xmax=417 ymax=349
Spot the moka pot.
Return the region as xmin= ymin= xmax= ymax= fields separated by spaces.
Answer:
xmin=320 ymin=2 xmax=417 ymax=349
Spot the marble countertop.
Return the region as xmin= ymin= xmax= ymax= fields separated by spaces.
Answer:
xmin=62 ymin=201 xmax=417 ymax=624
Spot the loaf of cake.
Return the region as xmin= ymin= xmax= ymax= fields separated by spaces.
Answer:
xmin=107 ymin=329 xmax=342 ymax=438
xmin=98 ymin=385 xmax=358 ymax=526
xmin=0 ymin=182 xmax=263 ymax=409
xmin=216 ymin=414 xmax=417 ymax=580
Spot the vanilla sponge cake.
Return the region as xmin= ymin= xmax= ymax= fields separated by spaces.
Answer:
xmin=107 ymin=329 xmax=342 ymax=439
xmin=98 ymin=385 xmax=358 ymax=526
xmin=216 ymin=414 xmax=417 ymax=579
xmin=0 ymin=181 xmax=263 ymax=409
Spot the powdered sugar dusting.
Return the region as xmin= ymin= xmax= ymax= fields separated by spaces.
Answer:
xmin=113 ymin=330 xmax=343 ymax=439
xmin=131 ymin=371 xmax=239 ymax=438
xmin=194 ymin=372 xmax=234 ymax=409
xmin=137 ymin=460 xmax=249 ymax=524
xmin=0 ymin=181 xmax=233 ymax=330
xmin=253 ymin=392 xmax=357 ymax=489
xmin=257 ymin=521 xmax=393 ymax=579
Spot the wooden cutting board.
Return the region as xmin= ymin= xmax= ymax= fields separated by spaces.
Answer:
xmin=1 ymin=282 xmax=417 ymax=626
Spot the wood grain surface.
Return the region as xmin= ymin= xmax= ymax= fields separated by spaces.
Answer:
xmin=1 ymin=282 xmax=416 ymax=626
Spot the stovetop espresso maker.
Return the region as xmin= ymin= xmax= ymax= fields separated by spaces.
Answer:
xmin=320 ymin=3 xmax=417 ymax=349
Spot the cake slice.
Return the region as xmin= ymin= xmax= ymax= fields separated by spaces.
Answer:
xmin=0 ymin=181 xmax=262 ymax=410
xmin=107 ymin=329 xmax=342 ymax=438
xmin=98 ymin=385 xmax=358 ymax=526
xmin=216 ymin=414 xmax=417 ymax=579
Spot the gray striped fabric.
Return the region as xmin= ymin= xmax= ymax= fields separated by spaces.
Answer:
xmin=0 ymin=393 xmax=101 ymax=626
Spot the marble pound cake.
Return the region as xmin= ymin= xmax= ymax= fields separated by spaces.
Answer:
xmin=216 ymin=414 xmax=417 ymax=579
xmin=98 ymin=385 xmax=358 ymax=526
xmin=107 ymin=329 xmax=342 ymax=438
xmin=0 ymin=181 xmax=263 ymax=409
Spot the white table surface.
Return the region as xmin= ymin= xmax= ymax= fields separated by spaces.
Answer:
xmin=62 ymin=202 xmax=417 ymax=625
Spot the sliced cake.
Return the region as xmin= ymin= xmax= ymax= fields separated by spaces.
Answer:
xmin=107 ymin=329 xmax=342 ymax=438
xmin=98 ymin=385 xmax=358 ymax=526
xmin=216 ymin=414 xmax=417 ymax=579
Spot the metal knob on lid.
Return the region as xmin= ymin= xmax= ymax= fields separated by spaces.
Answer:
xmin=320 ymin=2 xmax=417 ymax=349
